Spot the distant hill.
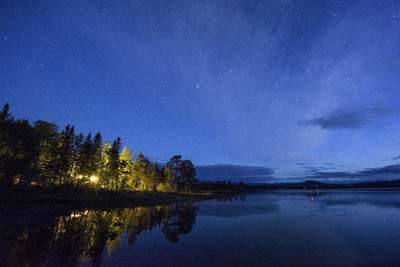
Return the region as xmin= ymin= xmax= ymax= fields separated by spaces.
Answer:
xmin=246 ymin=179 xmax=400 ymax=190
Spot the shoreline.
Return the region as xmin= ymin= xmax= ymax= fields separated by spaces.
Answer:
xmin=0 ymin=189 xmax=228 ymax=241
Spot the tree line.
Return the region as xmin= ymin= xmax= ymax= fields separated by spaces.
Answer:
xmin=0 ymin=103 xmax=199 ymax=192
xmin=0 ymin=103 xmax=245 ymax=192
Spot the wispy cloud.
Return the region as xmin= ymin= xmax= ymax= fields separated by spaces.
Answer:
xmin=196 ymin=164 xmax=275 ymax=183
xmin=305 ymin=164 xmax=400 ymax=182
xmin=390 ymin=155 xmax=400 ymax=161
xmin=300 ymin=105 xmax=397 ymax=130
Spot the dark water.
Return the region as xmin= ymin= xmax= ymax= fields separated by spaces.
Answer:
xmin=2 ymin=190 xmax=400 ymax=266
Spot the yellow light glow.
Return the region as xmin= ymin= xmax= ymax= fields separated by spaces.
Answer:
xmin=70 ymin=212 xmax=81 ymax=218
xmin=90 ymin=176 xmax=98 ymax=183
xmin=78 ymin=175 xmax=83 ymax=179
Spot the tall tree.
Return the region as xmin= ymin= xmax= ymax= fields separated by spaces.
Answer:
xmin=161 ymin=165 xmax=176 ymax=192
xmin=98 ymin=142 xmax=111 ymax=188
xmin=90 ymin=132 xmax=103 ymax=174
xmin=55 ymin=125 xmax=75 ymax=186
xmin=119 ymin=146 xmax=133 ymax=190
xmin=0 ymin=104 xmax=40 ymax=186
xmin=70 ymin=132 xmax=94 ymax=185
xmin=166 ymin=155 xmax=182 ymax=191
xmin=33 ymin=120 xmax=59 ymax=186
xmin=107 ymin=138 xmax=122 ymax=190
xmin=131 ymin=152 xmax=150 ymax=190
xmin=180 ymin=160 xmax=197 ymax=191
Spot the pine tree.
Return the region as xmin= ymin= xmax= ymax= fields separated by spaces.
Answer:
xmin=90 ymin=132 xmax=102 ymax=176
xmin=107 ymin=138 xmax=122 ymax=190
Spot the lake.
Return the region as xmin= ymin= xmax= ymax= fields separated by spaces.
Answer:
xmin=2 ymin=189 xmax=400 ymax=266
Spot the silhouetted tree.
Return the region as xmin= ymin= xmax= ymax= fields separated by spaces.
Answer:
xmin=0 ymin=103 xmax=40 ymax=186
xmin=180 ymin=160 xmax=197 ymax=191
xmin=107 ymin=138 xmax=122 ymax=190
xmin=167 ymin=155 xmax=182 ymax=191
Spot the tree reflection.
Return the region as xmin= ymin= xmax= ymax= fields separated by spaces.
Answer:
xmin=216 ymin=192 xmax=247 ymax=202
xmin=162 ymin=202 xmax=198 ymax=242
xmin=3 ymin=203 xmax=198 ymax=266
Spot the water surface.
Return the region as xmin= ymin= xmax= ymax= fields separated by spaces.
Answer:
xmin=2 ymin=189 xmax=400 ymax=266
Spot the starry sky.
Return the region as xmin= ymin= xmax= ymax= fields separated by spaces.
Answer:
xmin=1 ymin=0 xmax=400 ymax=183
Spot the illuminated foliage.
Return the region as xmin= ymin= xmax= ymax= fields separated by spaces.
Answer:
xmin=0 ymin=103 xmax=245 ymax=193
xmin=0 ymin=103 xmax=204 ymax=193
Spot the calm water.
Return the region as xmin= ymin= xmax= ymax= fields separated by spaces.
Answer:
xmin=2 ymin=189 xmax=400 ymax=266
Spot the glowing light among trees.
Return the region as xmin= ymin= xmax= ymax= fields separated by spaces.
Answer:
xmin=90 ymin=176 xmax=98 ymax=183
xmin=0 ymin=103 xmax=244 ymax=192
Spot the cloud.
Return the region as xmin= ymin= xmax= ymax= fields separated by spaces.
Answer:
xmin=305 ymin=164 xmax=400 ymax=182
xmin=390 ymin=155 xmax=400 ymax=161
xmin=301 ymin=166 xmax=337 ymax=171
xmin=196 ymin=164 xmax=275 ymax=183
xmin=195 ymin=163 xmax=400 ymax=183
xmin=300 ymin=105 xmax=397 ymax=130
xmin=359 ymin=164 xmax=400 ymax=176
xmin=295 ymin=163 xmax=342 ymax=178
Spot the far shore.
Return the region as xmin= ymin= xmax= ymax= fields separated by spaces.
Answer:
xmin=245 ymin=179 xmax=400 ymax=190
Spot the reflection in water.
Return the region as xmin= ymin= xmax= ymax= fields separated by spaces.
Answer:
xmin=215 ymin=193 xmax=247 ymax=202
xmin=2 ymin=190 xmax=400 ymax=266
xmin=2 ymin=203 xmax=198 ymax=266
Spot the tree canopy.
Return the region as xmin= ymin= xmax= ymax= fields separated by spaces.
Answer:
xmin=0 ymin=103 xmax=210 ymax=192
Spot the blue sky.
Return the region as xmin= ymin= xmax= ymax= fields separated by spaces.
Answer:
xmin=1 ymin=0 xmax=400 ymax=183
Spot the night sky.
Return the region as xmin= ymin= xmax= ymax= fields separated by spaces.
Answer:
xmin=1 ymin=0 xmax=400 ymax=183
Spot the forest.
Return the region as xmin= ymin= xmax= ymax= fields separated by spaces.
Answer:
xmin=0 ymin=103 xmax=244 ymax=193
